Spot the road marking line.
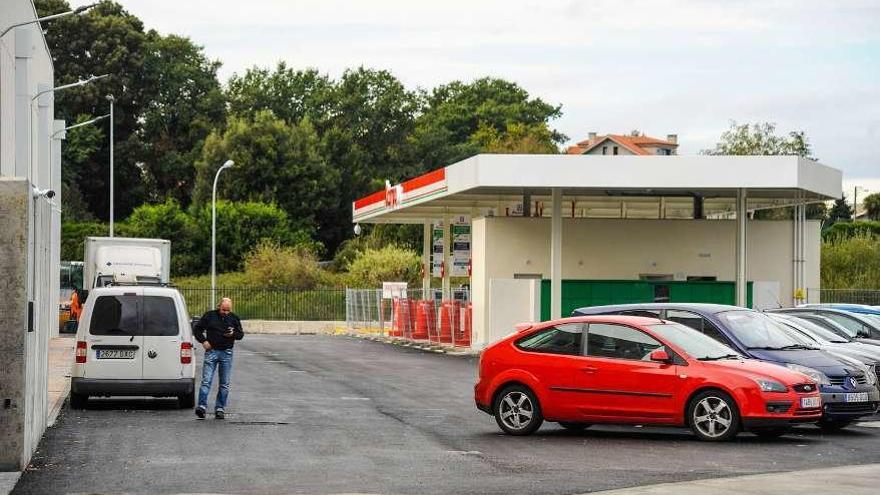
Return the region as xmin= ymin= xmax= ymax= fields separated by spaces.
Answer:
xmin=856 ymin=421 xmax=880 ymax=428
xmin=339 ymin=397 xmax=371 ymax=401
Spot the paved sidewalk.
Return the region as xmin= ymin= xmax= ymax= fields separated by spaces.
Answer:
xmin=48 ymin=336 xmax=75 ymax=426
xmin=592 ymin=463 xmax=880 ymax=495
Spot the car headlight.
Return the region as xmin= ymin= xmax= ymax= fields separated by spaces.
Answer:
xmin=786 ymin=363 xmax=831 ymax=386
xmin=754 ymin=378 xmax=787 ymax=392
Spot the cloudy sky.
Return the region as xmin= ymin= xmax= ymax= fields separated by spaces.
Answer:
xmin=70 ymin=0 xmax=880 ymax=192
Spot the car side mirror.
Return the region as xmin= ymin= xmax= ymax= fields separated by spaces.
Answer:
xmin=649 ymin=349 xmax=671 ymax=363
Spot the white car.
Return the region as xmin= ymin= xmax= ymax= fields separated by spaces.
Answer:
xmin=70 ymin=285 xmax=196 ymax=408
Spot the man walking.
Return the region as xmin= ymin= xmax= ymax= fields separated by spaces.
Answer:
xmin=194 ymin=297 xmax=244 ymax=419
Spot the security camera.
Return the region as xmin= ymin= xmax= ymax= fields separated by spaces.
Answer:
xmin=32 ymin=187 xmax=55 ymax=199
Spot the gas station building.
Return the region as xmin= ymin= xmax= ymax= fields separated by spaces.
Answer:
xmin=352 ymin=154 xmax=842 ymax=348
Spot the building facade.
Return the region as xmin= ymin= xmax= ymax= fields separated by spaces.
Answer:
xmin=566 ymin=132 xmax=678 ymax=156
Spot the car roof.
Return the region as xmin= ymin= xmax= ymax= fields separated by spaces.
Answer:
xmin=89 ymin=286 xmax=181 ymax=296
xmin=572 ymin=302 xmax=748 ymax=316
xmin=542 ymin=315 xmax=669 ymax=326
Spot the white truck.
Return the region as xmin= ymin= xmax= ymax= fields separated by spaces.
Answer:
xmin=83 ymin=237 xmax=171 ymax=291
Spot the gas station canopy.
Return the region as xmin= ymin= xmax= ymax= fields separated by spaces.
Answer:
xmin=353 ymin=154 xmax=842 ymax=224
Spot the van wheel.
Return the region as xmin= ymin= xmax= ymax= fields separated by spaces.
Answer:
xmin=494 ymin=385 xmax=543 ymax=436
xmin=69 ymin=392 xmax=88 ymax=410
xmin=179 ymin=385 xmax=195 ymax=409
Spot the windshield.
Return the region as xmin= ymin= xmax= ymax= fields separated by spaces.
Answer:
xmin=717 ymin=311 xmax=817 ymax=349
xmin=780 ymin=316 xmax=849 ymax=343
xmin=648 ymin=322 xmax=741 ymax=360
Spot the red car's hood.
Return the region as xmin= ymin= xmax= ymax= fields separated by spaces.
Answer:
xmin=697 ymin=358 xmax=815 ymax=386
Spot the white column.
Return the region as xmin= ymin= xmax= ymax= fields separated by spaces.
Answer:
xmin=422 ymin=221 xmax=431 ymax=295
xmin=550 ymin=188 xmax=563 ymax=319
xmin=14 ymin=27 xmax=32 ymax=179
xmin=442 ymin=216 xmax=452 ymax=300
xmin=50 ymin=120 xmax=65 ymax=338
xmin=735 ymin=188 xmax=748 ymax=307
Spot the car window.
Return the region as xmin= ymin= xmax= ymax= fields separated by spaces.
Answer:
xmin=516 ymin=324 xmax=583 ymax=355
xmin=90 ymin=295 xmax=139 ymax=336
xmin=648 ymin=322 xmax=740 ymax=360
xmin=586 ymin=323 xmax=662 ymax=361
xmin=701 ymin=319 xmax=730 ymax=345
xmin=666 ymin=310 xmax=703 ymax=331
xmin=823 ymin=314 xmax=869 ymax=336
xmin=142 ymin=296 xmax=180 ymax=336
xmin=716 ymin=311 xmax=804 ymax=349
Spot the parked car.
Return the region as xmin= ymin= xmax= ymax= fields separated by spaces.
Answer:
xmin=771 ymin=307 xmax=880 ymax=345
xmin=475 ymin=315 xmax=822 ymax=441
xmin=70 ymin=285 xmax=196 ymax=408
xmin=572 ymin=304 xmax=880 ymax=429
xmin=767 ymin=313 xmax=880 ymax=370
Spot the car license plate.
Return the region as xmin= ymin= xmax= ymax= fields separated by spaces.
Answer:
xmin=845 ymin=392 xmax=869 ymax=403
xmin=95 ymin=349 xmax=136 ymax=359
xmin=800 ymin=397 xmax=820 ymax=408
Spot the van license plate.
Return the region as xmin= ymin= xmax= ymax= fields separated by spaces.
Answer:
xmin=845 ymin=392 xmax=869 ymax=403
xmin=96 ymin=349 xmax=136 ymax=359
xmin=800 ymin=397 xmax=820 ymax=408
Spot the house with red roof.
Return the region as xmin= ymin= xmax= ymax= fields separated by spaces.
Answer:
xmin=566 ymin=131 xmax=678 ymax=156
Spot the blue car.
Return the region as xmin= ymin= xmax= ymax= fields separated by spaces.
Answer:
xmin=572 ymin=303 xmax=880 ymax=430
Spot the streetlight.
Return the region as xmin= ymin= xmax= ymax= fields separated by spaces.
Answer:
xmin=51 ymin=114 xmax=110 ymax=138
xmin=107 ymin=95 xmax=115 ymax=237
xmin=1 ymin=2 xmax=98 ymax=38
xmin=211 ymin=160 xmax=235 ymax=308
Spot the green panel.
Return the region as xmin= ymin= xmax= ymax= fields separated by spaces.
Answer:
xmin=540 ymin=280 xmax=755 ymax=321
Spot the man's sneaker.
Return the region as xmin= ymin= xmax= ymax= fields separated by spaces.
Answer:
xmin=195 ymin=407 xmax=206 ymax=419
xmin=215 ymin=410 xmax=225 ymax=420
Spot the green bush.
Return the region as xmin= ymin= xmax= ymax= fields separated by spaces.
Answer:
xmin=243 ymin=241 xmax=322 ymax=289
xmin=821 ymin=235 xmax=880 ymax=289
xmin=347 ymin=245 xmax=420 ymax=288
xmin=823 ymin=221 xmax=880 ymax=241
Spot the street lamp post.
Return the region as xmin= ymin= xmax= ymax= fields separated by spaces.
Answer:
xmin=107 ymin=95 xmax=115 ymax=237
xmin=211 ymin=160 xmax=235 ymax=308
xmin=0 ymin=3 xmax=98 ymax=38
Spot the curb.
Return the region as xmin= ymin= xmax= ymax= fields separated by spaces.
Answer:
xmin=0 ymin=471 xmax=21 ymax=495
xmin=47 ymin=378 xmax=70 ymax=428
xmin=343 ymin=332 xmax=481 ymax=357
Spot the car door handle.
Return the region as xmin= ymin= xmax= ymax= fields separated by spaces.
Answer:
xmin=580 ymin=366 xmax=598 ymax=373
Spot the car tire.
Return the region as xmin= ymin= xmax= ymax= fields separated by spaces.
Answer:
xmin=751 ymin=427 xmax=790 ymax=438
xmin=69 ymin=392 xmax=88 ymax=410
xmin=559 ymin=422 xmax=591 ymax=431
xmin=494 ymin=385 xmax=543 ymax=436
xmin=818 ymin=420 xmax=852 ymax=432
xmin=687 ymin=389 xmax=741 ymax=442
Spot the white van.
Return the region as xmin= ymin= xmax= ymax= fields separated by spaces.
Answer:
xmin=70 ymin=285 xmax=196 ymax=408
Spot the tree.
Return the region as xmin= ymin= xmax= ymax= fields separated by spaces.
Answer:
xmin=828 ymin=197 xmax=853 ymax=224
xmin=139 ymin=33 xmax=226 ymax=206
xmin=470 ymin=122 xmax=559 ymax=154
xmin=193 ymin=111 xmax=340 ymax=240
xmin=863 ymin=193 xmax=880 ymax=221
xmin=226 ymin=63 xmax=334 ymax=127
xmin=36 ymin=1 xmax=226 ymax=217
xmin=702 ymin=121 xmax=812 ymax=157
xmin=703 ymin=121 xmax=822 ymax=220
xmin=411 ymin=77 xmax=565 ymax=170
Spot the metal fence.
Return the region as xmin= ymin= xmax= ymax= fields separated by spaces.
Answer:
xmin=809 ymin=289 xmax=880 ymax=306
xmin=179 ymin=287 xmax=346 ymax=320
xmin=345 ymin=288 xmax=472 ymax=345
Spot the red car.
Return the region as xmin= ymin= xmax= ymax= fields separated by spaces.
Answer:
xmin=475 ymin=316 xmax=823 ymax=441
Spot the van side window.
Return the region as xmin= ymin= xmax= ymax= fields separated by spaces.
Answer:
xmin=90 ymin=296 xmax=139 ymax=335
xmin=143 ymin=297 xmax=180 ymax=336
xmin=516 ymin=324 xmax=583 ymax=355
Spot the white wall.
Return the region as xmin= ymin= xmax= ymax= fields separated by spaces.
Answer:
xmin=470 ymin=217 xmax=821 ymax=347
xmin=0 ymin=0 xmax=57 ymax=471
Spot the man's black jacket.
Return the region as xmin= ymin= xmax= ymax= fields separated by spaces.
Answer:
xmin=194 ymin=310 xmax=244 ymax=350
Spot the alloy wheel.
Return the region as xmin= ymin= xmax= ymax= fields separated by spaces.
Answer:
xmin=693 ymin=396 xmax=733 ymax=438
xmin=499 ymin=391 xmax=534 ymax=431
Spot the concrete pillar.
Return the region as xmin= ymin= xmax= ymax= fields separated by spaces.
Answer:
xmin=550 ymin=188 xmax=562 ymax=319
xmin=736 ymin=188 xmax=748 ymax=307
xmin=0 ymin=179 xmax=31 ymax=470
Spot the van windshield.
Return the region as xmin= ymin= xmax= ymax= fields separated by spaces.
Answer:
xmin=90 ymin=295 xmax=179 ymax=336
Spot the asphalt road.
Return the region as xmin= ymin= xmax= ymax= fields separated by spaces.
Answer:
xmin=14 ymin=335 xmax=880 ymax=495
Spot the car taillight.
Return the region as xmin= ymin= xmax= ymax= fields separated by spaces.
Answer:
xmin=180 ymin=342 xmax=193 ymax=364
xmin=75 ymin=341 xmax=87 ymax=363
